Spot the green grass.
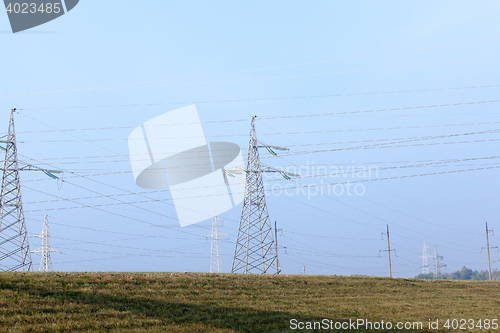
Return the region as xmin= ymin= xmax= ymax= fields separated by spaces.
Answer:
xmin=0 ymin=272 xmax=499 ymax=332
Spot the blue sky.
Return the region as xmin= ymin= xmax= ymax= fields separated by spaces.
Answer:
xmin=1 ymin=1 xmax=499 ymax=276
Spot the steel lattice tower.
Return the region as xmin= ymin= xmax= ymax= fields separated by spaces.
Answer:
xmin=231 ymin=116 xmax=280 ymax=274
xmin=207 ymin=210 xmax=228 ymax=273
xmin=31 ymin=215 xmax=58 ymax=272
xmin=433 ymin=246 xmax=446 ymax=279
xmin=0 ymin=109 xmax=32 ymax=272
xmin=420 ymin=241 xmax=430 ymax=274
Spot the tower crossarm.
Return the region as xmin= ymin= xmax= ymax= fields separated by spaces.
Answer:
xmin=224 ymin=164 xmax=299 ymax=181
xmin=260 ymin=164 xmax=300 ymax=180
xmin=16 ymin=163 xmax=62 ymax=179
xmin=257 ymin=140 xmax=289 ymax=156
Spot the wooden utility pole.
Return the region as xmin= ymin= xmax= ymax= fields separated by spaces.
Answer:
xmin=482 ymin=222 xmax=498 ymax=281
xmin=274 ymin=221 xmax=279 ymax=263
xmin=386 ymin=225 xmax=392 ymax=278
xmin=380 ymin=225 xmax=395 ymax=278
xmin=487 ymin=222 xmax=492 ymax=281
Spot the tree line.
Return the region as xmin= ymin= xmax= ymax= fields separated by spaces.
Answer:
xmin=415 ymin=266 xmax=500 ymax=281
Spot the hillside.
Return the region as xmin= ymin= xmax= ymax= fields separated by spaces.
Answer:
xmin=0 ymin=272 xmax=499 ymax=332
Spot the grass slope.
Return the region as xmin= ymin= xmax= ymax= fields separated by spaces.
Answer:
xmin=0 ymin=272 xmax=499 ymax=332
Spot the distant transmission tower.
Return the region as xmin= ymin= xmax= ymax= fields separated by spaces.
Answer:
xmin=0 ymin=108 xmax=62 ymax=272
xmin=31 ymin=215 xmax=58 ymax=272
xmin=420 ymin=241 xmax=430 ymax=274
xmin=433 ymin=246 xmax=446 ymax=279
xmin=207 ymin=210 xmax=228 ymax=273
xmin=231 ymin=116 xmax=296 ymax=274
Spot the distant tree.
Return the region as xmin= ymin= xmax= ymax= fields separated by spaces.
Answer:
xmin=458 ymin=266 xmax=473 ymax=280
xmin=471 ymin=270 xmax=488 ymax=281
xmin=415 ymin=273 xmax=434 ymax=280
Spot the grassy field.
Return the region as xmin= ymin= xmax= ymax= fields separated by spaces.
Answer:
xmin=0 ymin=272 xmax=499 ymax=332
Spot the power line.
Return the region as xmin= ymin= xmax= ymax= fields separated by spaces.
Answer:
xmin=15 ymin=118 xmax=500 ymax=137
xmin=256 ymin=119 xmax=486 ymax=254
xmin=14 ymin=99 xmax=500 ymax=138
xmin=20 ymin=58 xmax=497 ymax=91
xmin=390 ymin=231 xmax=478 ymax=254
xmin=14 ymin=115 xmax=496 ymax=262
xmin=19 ymin=155 xmax=496 ymax=254
xmin=14 ymin=148 xmax=240 ymax=237
xmin=23 ymin=185 xmax=208 ymax=239
xmin=50 ymin=235 xmax=208 ymax=255
xmin=21 ymin=155 xmax=500 ymax=208
xmin=12 ymin=83 xmax=500 ymax=112
xmin=255 ymin=119 xmax=496 ymax=246
xmin=31 ymin=217 xmax=188 ymax=240
xmin=260 ymin=100 xmax=499 ymax=121
xmin=15 ymin=123 xmax=500 ymax=147
xmin=6 ymin=37 xmax=500 ymax=99
xmin=367 ymin=183 xmax=478 ymax=223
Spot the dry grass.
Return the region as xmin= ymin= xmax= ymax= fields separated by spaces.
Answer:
xmin=0 ymin=272 xmax=499 ymax=332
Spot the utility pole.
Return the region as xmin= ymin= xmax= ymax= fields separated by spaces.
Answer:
xmin=207 ymin=210 xmax=228 ymax=273
xmin=387 ymin=225 xmax=392 ymax=278
xmin=482 ymin=222 xmax=498 ymax=281
xmin=380 ymin=225 xmax=396 ymax=278
xmin=274 ymin=221 xmax=284 ymax=274
xmin=303 ymin=266 xmax=305 ymax=275
xmin=420 ymin=241 xmax=430 ymax=274
xmin=31 ymin=215 xmax=58 ymax=272
xmin=275 ymin=221 xmax=280 ymax=259
xmin=231 ymin=116 xmax=297 ymax=274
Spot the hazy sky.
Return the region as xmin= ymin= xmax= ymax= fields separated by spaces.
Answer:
xmin=1 ymin=1 xmax=499 ymax=277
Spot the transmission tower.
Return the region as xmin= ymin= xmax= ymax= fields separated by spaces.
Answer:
xmin=420 ymin=241 xmax=430 ymax=274
xmin=231 ymin=116 xmax=296 ymax=274
xmin=31 ymin=215 xmax=58 ymax=272
xmin=0 ymin=109 xmax=62 ymax=272
xmin=207 ymin=210 xmax=228 ymax=273
xmin=433 ymin=246 xmax=446 ymax=279
xmin=0 ymin=109 xmax=33 ymax=272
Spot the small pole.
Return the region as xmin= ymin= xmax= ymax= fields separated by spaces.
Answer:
xmin=275 ymin=221 xmax=279 ymax=264
xmin=386 ymin=225 xmax=392 ymax=278
xmin=486 ymin=222 xmax=492 ymax=281
xmin=274 ymin=221 xmax=283 ymax=274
